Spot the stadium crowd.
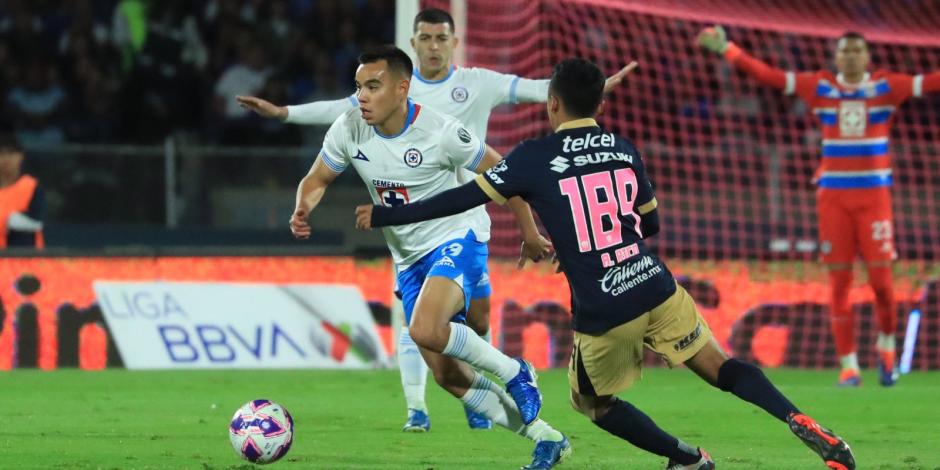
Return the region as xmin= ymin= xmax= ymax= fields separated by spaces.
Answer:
xmin=0 ymin=0 xmax=394 ymax=147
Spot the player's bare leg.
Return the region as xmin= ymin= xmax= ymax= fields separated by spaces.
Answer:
xmin=409 ymin=276 xmax=542 ymax=424
xmin=570 ymin=391 xmax=711 ymax=469
xmin=685 ymin=339 xmax=856 ymax=469
xmin=826 ymin=262 xmax=861 ymax=386
xmin=468 ymin=296 xmax=491 ymax=338
xmin=463 ymin=296 xmax=495 ymax=429
xmin=865 ymin=260 xmax=899 ymax=386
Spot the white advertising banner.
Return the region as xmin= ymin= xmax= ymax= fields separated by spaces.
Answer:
xmin=93 ymin=282 xmax=387 ymax=370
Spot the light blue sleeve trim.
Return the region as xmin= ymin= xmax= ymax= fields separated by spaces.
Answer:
xmin=347 ymin=95 xmax=358 ymax=106
xmin=509 ymin=76 xmax=521 ymax=104
xmin=319 ymin=149 xmax=347 ymax=173
xmin=465 ymin=141 xmax=486 ymax=171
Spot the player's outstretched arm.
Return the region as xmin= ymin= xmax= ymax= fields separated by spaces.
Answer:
xmin=235 ymin=95 xmax=289 ymax=121
xmin=918 ymin=71 xmax=940 ymax=96
xmin=697 ymin=25 xmax=790 ymax=91
xmin=507 ymin=62 xmax=637 ymax=104
xmin=356 ymin=181 xmax=490 ymax=230
xmin=474 ymin=146 xmax=552 ymax=264
xmin=602 ymin=61 xmax=639 ymax=94
xmin=235 ymin=95 xmax=358 ymax=125
xmin=291 ymin=157 xmax=341 ymax=239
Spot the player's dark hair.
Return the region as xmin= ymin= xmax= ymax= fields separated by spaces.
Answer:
xmin=549 ymin=58 xmax=605 ymax=118
xmin=413 ymin=8 xmax=455 ymax=34
xmin=0 ymin=134 xmax=22 ymax=154
xmin=359 ymin=45 xmax=414 ymax=79
xmin=838 ymin=31 xmax=867 ymax=44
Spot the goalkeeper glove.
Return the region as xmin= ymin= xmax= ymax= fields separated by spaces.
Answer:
xmin=698 ymin=25 xmax=729 ymax=54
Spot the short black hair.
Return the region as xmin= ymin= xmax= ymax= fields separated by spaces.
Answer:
xmin=358 ymin=45 xmax=413 ymax=79
xmin=838 ymin=31 xmax=867 ymax=44
xmin=413 ymin=8 xmax=455 ymax=34
xmin=549 ymin=58 xmax=605 ymax=118
xmin=0 ymin=134 xmax=22 ymax=154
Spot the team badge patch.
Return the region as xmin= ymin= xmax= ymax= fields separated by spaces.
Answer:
xmin=451 ymin=86 xmax=468 ymax=102
xmin=404 ymin=148 xmax=423 ymax=168
xmin=457 ymin=127 xmax=472 ymax=144
xmin=376 ymin=186 xmax=410 ymax=207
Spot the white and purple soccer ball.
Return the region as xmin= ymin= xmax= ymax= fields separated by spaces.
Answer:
xmin=229 ymin=399 xmax=294 ymax=464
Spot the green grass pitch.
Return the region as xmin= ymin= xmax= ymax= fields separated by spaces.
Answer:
xmin=2 ymin=368 xmax=938 ymax=469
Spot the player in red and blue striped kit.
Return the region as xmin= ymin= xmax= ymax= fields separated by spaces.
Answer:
xmin=699 ymin=27 xmax=940 ymax=387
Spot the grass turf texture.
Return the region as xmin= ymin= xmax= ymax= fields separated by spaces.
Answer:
xmin=2 ymin=368 xmax=938 ymax=469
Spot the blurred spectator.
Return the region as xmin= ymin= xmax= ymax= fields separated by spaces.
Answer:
xmin=213 ymin=41 xmax=272 ymax=143
xmin=6 ymin=59 xmax=68 ymax=145
xmin=257 ymin=0 xmax=298 ymax=68
xmin=0 ymin=134 xmax=44 ymax=249
xmin=111 ymin=0 xmax=146 ymax=72
xmin=117 ymin=0 xmax=207 ymax=142
xmin=0 ymin=0 xmax=396 ymax=145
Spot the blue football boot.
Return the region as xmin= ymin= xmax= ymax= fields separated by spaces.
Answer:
xmin=522 ymin=434 xmax=572 ymax=469
xmin=464 ymin=405 xmax=493 ymax=430
xmin=506 ymin=359 xmax=542 ymax=425
xmin=402 ymin=408 xmax=430 ymax=432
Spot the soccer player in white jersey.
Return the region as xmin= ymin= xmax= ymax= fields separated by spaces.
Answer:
xmin=238 ymin=7 xmax=635 ymax=433
xmin=290 ymin=45 xmax=571 ymax=469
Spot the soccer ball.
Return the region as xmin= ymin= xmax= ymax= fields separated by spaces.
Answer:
xmin=229 ymin=399 xmax=295 ymax=464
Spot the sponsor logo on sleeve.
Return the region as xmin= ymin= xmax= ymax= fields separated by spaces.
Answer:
xmin=485 ymin=160 xmax=508 ymax=184
xmin=457 ymin=127 xmax=472 ymax=144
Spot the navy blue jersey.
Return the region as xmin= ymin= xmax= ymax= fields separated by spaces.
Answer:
xmin=476 ymin=119 xmax=676 ymax=333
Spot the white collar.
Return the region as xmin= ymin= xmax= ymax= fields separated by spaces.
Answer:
xmin=836 ymin=72 xmax=871 ymax=88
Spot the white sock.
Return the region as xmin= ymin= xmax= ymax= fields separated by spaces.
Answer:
xmin=460 ymin=372 xmax=562 ymax=442
xmin=398 ymin=327 xmax=428 ymax=412
xmin=840 ymin=352 xmax=860 ymax=371
xmin=877 ymin=333 xmax=896 ymax=351
xmin=442 ymin=322 xmax=520 ymax=383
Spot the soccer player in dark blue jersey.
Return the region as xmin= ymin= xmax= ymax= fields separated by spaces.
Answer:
xmin=356 ymin=58 xmax=856 ymax=470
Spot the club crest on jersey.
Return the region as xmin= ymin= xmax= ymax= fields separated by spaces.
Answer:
xmin=451 ymin=86 xmax=468 ymax=103
xmin=377 ymin=186 xmax=410 ymax=207
xmin=839 ymin=101 xmax=866 ymax=137
xmin=404 ymin=148 xmax=423 ymax=168
xmin=457 ymin=127 xmax=472 ymax=143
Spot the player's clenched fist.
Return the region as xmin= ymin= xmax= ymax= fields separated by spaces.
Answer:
xmin=354 ymin=205 xmax=373 ymax=230
xmin=697 ymin=25 xmax=728 ymax=54
xmin=289 ymin=208 xmax=311 ymax=239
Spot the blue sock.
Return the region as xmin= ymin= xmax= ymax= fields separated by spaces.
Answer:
xmin=593 ymin=398 xmax=700 ymax=465
xmin=717 ymin=358 xmax=799 ymax=422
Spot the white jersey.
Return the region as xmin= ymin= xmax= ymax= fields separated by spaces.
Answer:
xmin=320 ymin=100 xmax=489 ymax=268
xmin=286 ymin=65 xmax=550 ymax=142
xmin=287 ymin=65 xmax=549 ymax=255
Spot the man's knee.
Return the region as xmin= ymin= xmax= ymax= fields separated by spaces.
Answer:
xmin=570 ymin=391 xmax=614 ymax=421
xmin=408 ymin=320 xmax=438 ymax=350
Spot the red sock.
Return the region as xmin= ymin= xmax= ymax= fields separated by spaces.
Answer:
xmin=828 ymin=269 xmax=855 ymax=357
xmin=867 ymin=266 xmax=897 ymax=337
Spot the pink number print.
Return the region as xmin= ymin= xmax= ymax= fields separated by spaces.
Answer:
xmin=559 ymin=176 xmax=593 ymax=252
xmin=559 ymin=169 xmax=640 ymax=253
xmin=614 ymin=168 xmax=641 ymax=236
xmin=582 ymin=172 xmax=623 ymax=251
